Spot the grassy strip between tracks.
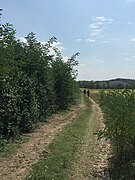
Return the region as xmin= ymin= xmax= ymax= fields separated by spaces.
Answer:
xmin=26 ymin=97 xmax=92 ymax=180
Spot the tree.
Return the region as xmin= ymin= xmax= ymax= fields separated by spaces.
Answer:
xmin=52 ymin=50 xmax=79 ymax=110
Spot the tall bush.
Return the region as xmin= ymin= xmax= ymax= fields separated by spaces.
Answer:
xmin=0 ymin=17 xmax=79 ymax=139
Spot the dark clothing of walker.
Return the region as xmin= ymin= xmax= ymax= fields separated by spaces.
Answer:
xmin=83 ymin=89 xmax=86 ymax=95
xmin=87 ymin=89 xmax=90 ymax=97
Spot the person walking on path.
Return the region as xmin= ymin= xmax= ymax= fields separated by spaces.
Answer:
xmin=87 ymin=89 xmax=90 ymax=98
xmin=83 ymin=89 xmax=86 ymax=95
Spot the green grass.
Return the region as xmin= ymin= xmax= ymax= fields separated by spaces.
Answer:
xmin=26 ymin=97 xmax=92 ymax=180
xmin=90 ymin=92 xmax=100 ymax=104
xmin=89 ymin=90 xmax=100 ymax=104
xmin=0 ymin=136 xmax=28 ymax=158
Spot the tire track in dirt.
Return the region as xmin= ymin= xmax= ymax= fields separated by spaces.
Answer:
xmin=0 ymin=104 xmax=84 ymax=180
xmin=70 ymin=98 xmax=111 ymax=180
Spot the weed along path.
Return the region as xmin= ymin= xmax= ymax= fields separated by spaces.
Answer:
xmin=0 ymin=104 xmax=84 ymax=180
xmin=70 ymin=98 xmax=111 ymax=180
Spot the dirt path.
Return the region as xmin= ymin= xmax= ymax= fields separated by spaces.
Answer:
xmin=0 ymin=104 xmax=84 ymax=180
xmin=70 ymin=98 xmax=111 ymax=180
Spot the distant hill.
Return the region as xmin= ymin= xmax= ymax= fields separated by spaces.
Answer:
xmin=78 ymin=78 xmax=135 ymax=89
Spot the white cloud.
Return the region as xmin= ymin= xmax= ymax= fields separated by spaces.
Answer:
xmin=130 ymin=38 xmax=135 ymax=42
xmin=53 ymin=41 xmax=65 ymax=51
xmin=89 ymin=23 xmax=99 ymax=29
xmin=125 ymin=56 xmax=135 ymax=62
xmin=62 ymin=56 xmax=70 ymax=62
xmin=85 ymin=39 xmax=96 ymax=43
xmin=40 ymin=41 xmax=47 ymax=45
xmin=19 ymin=37 xmax=27 ymax=43
xmin=92 ymin=16 xmax=113 ymax=24
xmin=92 ymin=16 xmax=106 ymax=22
xmin=130 ymin=38 xmax=135 ymax=47
xmin=92 ymin=29 xmax=103 ymax=33
xmin=84 ymin=16 xmax=114 ymax=45
xmin=50 ymin=41 xmax=65 ymax=55
xmin=90 ymin=29 xmax=103 ymax=36
xmin=41 ymin=40 xmax=65 ymax=56
xmin=76 ymin=38 xmax=82 ymax=43
xmin=89 ymin=16 xmax=114 ymax=38
xmin=101 ymin=40 xmax=108 ymax=44
xmin=50 ymin=42 xmax=65 ymax=56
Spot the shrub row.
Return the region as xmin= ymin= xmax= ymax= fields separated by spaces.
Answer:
xmin=100 ymin=89 xmax=135 ymax=178
xmin=0 ymin=21 xmax=79 ymax=139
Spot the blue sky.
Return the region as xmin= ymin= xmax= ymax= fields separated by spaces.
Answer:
xmin=1 ymin=0 xmax=135 ymax=80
